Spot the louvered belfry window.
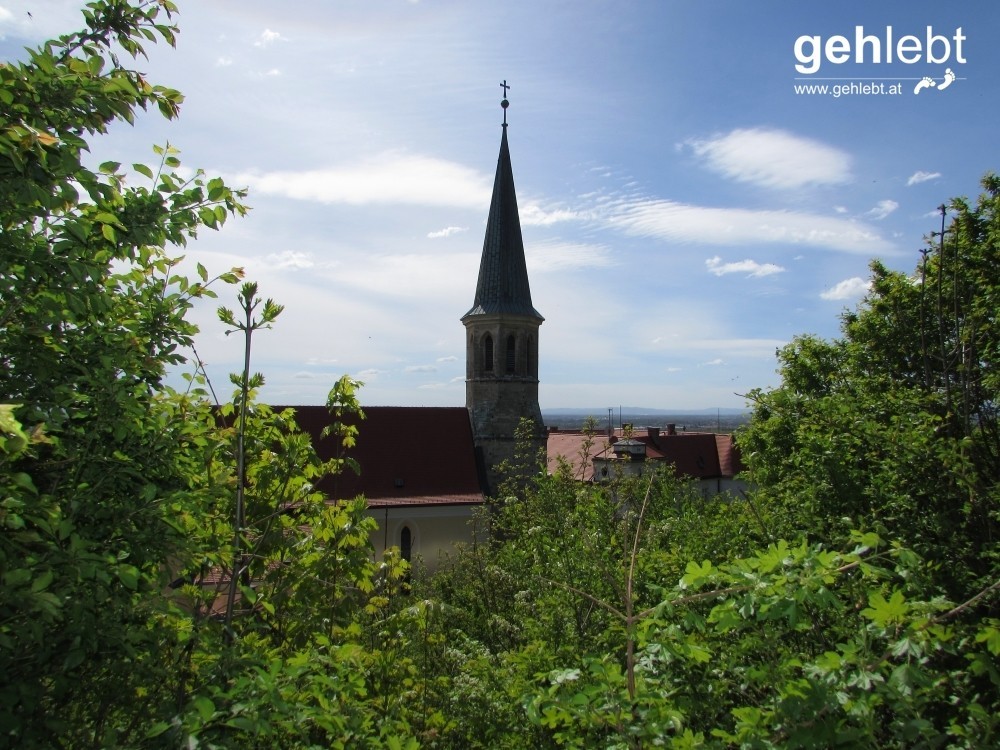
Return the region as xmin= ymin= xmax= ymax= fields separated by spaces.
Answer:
xmin=483 ymin=334 xmax=494 ymax=372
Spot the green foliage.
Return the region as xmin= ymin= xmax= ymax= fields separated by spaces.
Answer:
xmin=739 ymin=175 xmax=1000 ymax=599
xmin=0 ymin=3 xmax=251 ymax=744
xmin=5 ymin=4 xmax=998 ymax=747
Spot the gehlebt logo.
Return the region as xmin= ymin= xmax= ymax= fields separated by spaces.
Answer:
xmin=793 ymin=26 xmax=966 ymax=97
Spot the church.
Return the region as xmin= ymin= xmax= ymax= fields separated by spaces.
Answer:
xmin=288 ymin=91 xmax=743 ymax=571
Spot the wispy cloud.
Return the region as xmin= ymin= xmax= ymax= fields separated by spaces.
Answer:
xmin=262 ymin=250 xmax=314 ymax=270
xmin=404 ymin=365 xmax=437 ymax=374
xmin=216 ymin=56 xmax=234 ymax=67
xmin=683 ymin=128 xmax=852 ymax=189
xmin=427 ymin=226 xmax=468 ymax=239
xmin=232 ymin=153 xmax=491 ymax=208
xmin=527 ymin=241 xmax=614 ymax=272
xmin=866 ymin=199 xmax=899 ymax=220
xmin=610 ymin=200 xmax=892 ymax=254
xmin=907 ymin=170 xmax=942 ymax=186
xmin=821 ymin=277 xmax=870 ymax=300
xmin=706 ymin=256 xmax=785 ymax=278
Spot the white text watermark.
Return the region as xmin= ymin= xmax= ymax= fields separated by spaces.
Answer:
xmin=792 ymin=25 xmax=966 ymax=97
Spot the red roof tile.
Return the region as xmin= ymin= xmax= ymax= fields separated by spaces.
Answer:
xmin=283 ymin=406 xmax=485 ymax=507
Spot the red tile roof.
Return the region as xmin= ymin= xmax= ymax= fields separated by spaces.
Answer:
xmin=283 ymin=406 xmax=485 ymax=508
xmin=547 ymin=429 xmax=742 ymax=482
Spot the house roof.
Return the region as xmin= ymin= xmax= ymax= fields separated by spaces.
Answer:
xmin=284 ymin=406 xmax=485 ymax=508
xmin=461 ymin=123 xmax=543 ymax=322
xmin=547 ymin=428 xmax=744 ymax=483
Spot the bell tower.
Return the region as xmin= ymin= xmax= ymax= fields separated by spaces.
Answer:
xmin=462 ymin=83 xmax=545 ymax=496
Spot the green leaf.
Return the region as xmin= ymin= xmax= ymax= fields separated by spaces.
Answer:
xmin=118 ymin=565 xmax=140 ymax=590
xmin=145 ymin=722 xmax=171 ymax=739
xmin=64 ymin=649 xmax=86 ymax=670
xmin=861 ymin=590 xmax=908 ymax=628
xmin=680 ymin=559 xmax=715 ymax=589
xmin=4 ymin=569 xmax=31 ymax=587
xmin=31 ymin=570 xmax=53 ymax=593
xmin=133 ymin=162 xmax=153 ymax=178
xmin=193 ymin=695 xmax=215 ymax=722
xmin=224 ymin=716 xmax=258 ymax=732
xmin=976 ymin=623 xmax=1000 ymax=657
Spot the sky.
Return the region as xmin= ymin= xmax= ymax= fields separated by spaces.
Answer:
xmin=2 ymin=1 xmax=998 ymax=411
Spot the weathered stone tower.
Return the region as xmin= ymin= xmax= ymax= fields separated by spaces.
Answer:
xmin=462 ymin=88 xmax=546 ymax=496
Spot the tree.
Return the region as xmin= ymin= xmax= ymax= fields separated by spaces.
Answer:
xmin=739 ymin=174 xmax=1000 ymax=600
xmin=0 ymin=2 xmax=248 ymax=744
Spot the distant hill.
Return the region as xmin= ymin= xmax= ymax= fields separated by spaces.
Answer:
xmin=541 ymin=408 xmax=750 ymax=433
xmin=543 ymin=407 xmax=749 ymax=416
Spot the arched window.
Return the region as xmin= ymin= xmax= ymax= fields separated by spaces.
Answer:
xmin=400 ymin=525 xmax=412 ymax=562
xmin=506 ymin=334 xmax=516 ymax=374
xmin=483 ymin=334 xmax=494 ymax=373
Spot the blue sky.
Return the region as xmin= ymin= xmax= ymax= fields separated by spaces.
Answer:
xmin=3 ymin=1 xmax=998 ymax=410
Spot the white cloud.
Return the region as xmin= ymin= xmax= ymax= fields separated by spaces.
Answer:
xmin=520 ymin=204 xmax=579 ymax=226
xmin=216 ymin=56 xmax=234 ymax=67
xmin=702 ymin=358 xmax=725 ymax=366
xmin=264 ymin=68 xmax=282 ymax=77
xmin=684 ymin=128 xmax=852 ymax=189
xmin=427 ymin=226 xmax=468 ymax=238
xmin=404 ymin=365 xmax=437 ymax=374
xmin=866 ymin=199 xmax=898 ymax=220
xmin=611 ymin=200 xmax=893 ymax=254
xmin=821 ymin=277 xmax=870 ymax=300
xmin=232 ymin=153 xmax=491 ymax=209
xmin=262 ymin=250 xmax=314 ymax=270
xmin=706 ymin=256 xmax=785 ymax=278
xmin=907 ymin=170 xmax=942 ymax=186
xmin=254 ymin=28 xmax=285 ymax=48
xmin=436 ymin=355 xmax=458 ymax=363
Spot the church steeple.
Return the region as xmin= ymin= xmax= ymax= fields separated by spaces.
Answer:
xmin=463 ymin=84 xmax=546 ymax=496
xmin=461 ymin=124 xmax=543 ymax=322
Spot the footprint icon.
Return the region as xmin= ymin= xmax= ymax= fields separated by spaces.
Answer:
xmin=937 ymin=68 xmax=956 ymax=91
xmin=914 ymin=76 xmax=937 ymax=95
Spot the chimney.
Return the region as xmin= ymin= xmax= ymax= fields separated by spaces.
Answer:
xmin=646 ymin=427 xmax=660 ymax=441
xmin=666 ymin=423 xmax=677 ymax=435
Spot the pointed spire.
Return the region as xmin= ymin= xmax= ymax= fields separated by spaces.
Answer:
xmin=462 ymin=90 xmax=543 ymax=322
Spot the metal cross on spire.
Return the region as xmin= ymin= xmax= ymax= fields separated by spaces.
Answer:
xmin=500 ymin=79 xmax=510 ymax=126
